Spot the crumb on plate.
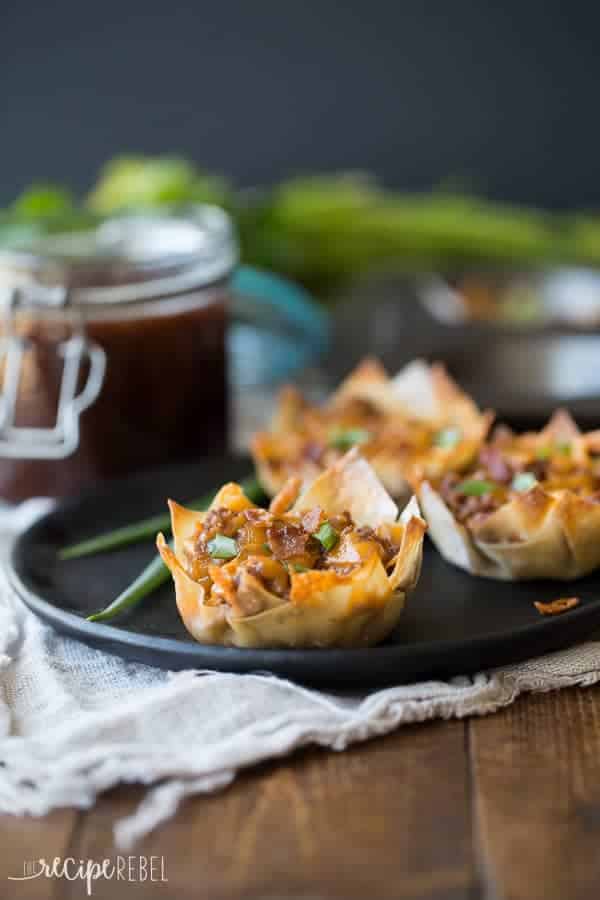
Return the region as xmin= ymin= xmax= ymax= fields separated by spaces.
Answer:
xmin=533 ymin=597 xmax=580 ymax=616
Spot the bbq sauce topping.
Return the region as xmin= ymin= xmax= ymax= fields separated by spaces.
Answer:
xmin=181 ymin=504 xmax=402 ymax=616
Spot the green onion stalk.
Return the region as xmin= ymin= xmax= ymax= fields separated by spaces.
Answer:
xmin=78 ymin=476 xmax=264 ymax=623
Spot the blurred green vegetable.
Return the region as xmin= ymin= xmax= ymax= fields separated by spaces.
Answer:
xmin=88 ymin=155 xmax=231 ymax=213
xmin=12 ymin=183 xmax=75 ymax=219
xmin=456 ymin=479 xmax=497 ymax=496
xmin=0 ymin=183 xmax=96 ymax=248
xmin=2 ymin=155 xmax=600 ymax=299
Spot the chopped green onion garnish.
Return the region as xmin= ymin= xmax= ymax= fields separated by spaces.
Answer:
xmin=328 ymin=427 xmax=371 ymax=451
xmin=456 ymin=479 xmax=497 ymax=496
xmin=314 ymin=521 xmax=339 ymax=552
xmin=557 ymin=441 xmax=572 ymax=455
xmin=292 ymin=562 xmax=310 ymax=573
xmin=536 ymin=446 xmax=552 ymax=460
xmin=433 ymin=426 xmax=462 ymax=449
xmin=87 ymin=552 xmax=169 ymax=623
xmin=207 ymin=533 xmax=238 ymax=560
xmin=511 ymin=472 xmax=537 ymax=492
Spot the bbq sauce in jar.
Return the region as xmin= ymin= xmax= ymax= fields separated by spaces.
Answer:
xmin=0 ymin=211 xmax=236 ymax=501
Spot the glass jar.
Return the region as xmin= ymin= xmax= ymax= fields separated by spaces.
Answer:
xmin=0 ymin=209 xmax=237 ymax=501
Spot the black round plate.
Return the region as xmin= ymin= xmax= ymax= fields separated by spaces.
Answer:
xmin=9 ymin=457 xmax=600 ymax=688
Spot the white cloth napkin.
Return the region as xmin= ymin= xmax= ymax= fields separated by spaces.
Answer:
xmin=1 ymin=501 xmax=600 ymax=849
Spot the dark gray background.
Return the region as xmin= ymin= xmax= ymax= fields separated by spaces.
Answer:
xmin=1 ymin=0 xmax=598 ymax=208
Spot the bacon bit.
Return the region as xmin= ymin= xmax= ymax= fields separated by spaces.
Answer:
xmin=447 ymin=490 xmax=501 ymax=525
xmin=491 ymin=424 xmax=514 ymax=445
xmin=439 ymin=472 xmax=460 ymax=495
xmin=267 ymin=520 xmax=311 ymax=560
xmin=201 ymin=507 xmax=239 ymax=538
xmin=242 ymin=507 xmax=272 ymax=524
xmin=269 ymin=476 xmax=302 ymax=514
xmin=328 ymin=511 xmax=353 ymax=532
xmin=466 ymin=511 xmax=494 ymax=529
xmin=534 ymin=597 xmax=580 ymax=616
xmin=478 ymin=445 xmax=513 ymax=483
xmin=303 ymin=441 xmax=324 ymax=464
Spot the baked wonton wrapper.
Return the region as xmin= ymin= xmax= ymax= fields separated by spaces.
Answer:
xmin=418 ymin=410 xmax=600 ymax=581
xmin=157 ymin=449 xmax=426 ymax=649
xmin=252 ymin=358 xmax=492 ymax=504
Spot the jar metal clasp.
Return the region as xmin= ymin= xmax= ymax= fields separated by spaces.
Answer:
xmin=0 ymin=287 xmax=106 ymax=459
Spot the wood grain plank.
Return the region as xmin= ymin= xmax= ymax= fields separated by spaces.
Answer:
xmin=0 ymin=809 xmax=78 ymax=900
xmin=470 ymin=684 xmax=600 ymax=900
xmin=66 ymin=721 xmax=476 ymax=900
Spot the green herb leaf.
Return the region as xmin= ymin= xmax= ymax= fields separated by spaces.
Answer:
xmin=328 ymin=427 xmax=371 ymax=451
xmin=433 ymin=427 xmax=462 ymax=449
xmin=536 ymin=446 xmax=552 ymax=460
xmin=292 ymin=562 xmax=310 ymax=573
xmin=262 ymin=543 xmax=272 ymax=555
xmin=557 ymin=441 xmax=572 ymax=455
xmin=207 ymin=534 xmax=238 ymax=560
xmin=511 ymin=472 xmax=537 ymax=492
xmin=314 ymin=521 xmax=340 ymax=552
xmin=456 ymin=479 xmax=497 ymax=497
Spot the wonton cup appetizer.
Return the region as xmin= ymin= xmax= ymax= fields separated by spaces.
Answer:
xmin=251 ymin=358 xmax=492 ymax=505
xmin=418 ymin=411 xmax=600 ymax=581
xmin=157 ymin=449 xmax=426 ymax=649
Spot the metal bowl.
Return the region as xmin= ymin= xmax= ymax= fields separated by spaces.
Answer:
xmin=332 ymin=269 xmax=600 ymax=428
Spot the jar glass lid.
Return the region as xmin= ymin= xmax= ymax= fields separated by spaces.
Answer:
xmin=0 ymin=207 xmax=238 ymax=306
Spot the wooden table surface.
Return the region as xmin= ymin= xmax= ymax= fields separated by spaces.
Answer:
xmin=1 ymin=682 xmax=599 ymax=900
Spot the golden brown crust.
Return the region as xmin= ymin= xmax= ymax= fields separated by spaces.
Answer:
xmin=294 ymin=448 xmax=399 ymax=527
xmin=251 ymin=358 xmax=491 ymax=502
xmin=158 ymin=450 xmax=427 ymax=648
xmin=418 ymin=412 xmax=600 ymax=581
xmin=269 ymin=476 xmax=302 ymax=515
